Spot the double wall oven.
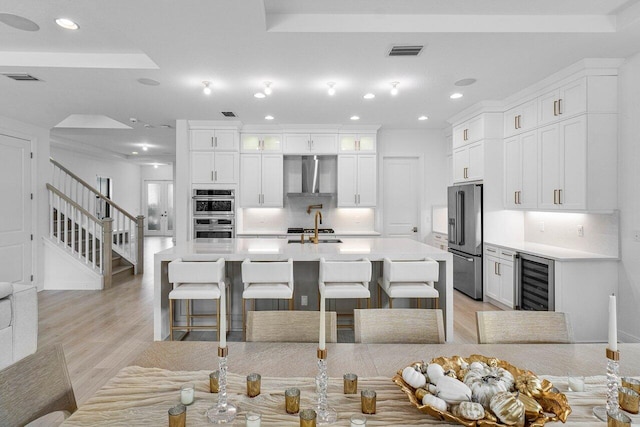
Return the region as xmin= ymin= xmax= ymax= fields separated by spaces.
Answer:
xmin=192 ymin=189 xmax=235 ymax=238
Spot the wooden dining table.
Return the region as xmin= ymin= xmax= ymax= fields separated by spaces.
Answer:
xmin=61 ymin=342 xmax=640 ymax=426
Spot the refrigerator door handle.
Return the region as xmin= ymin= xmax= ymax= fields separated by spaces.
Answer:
xmin=456 ymin=190 xmax=464 ymax=245
xmin=448 ymin=218 xmax=456 ymax=244
xmin=450 ymin=251 xmax=474 ymax=262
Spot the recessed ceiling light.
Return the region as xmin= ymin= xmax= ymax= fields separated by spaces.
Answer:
xmin=265 ymin=115 xmax=274 ymax=120
xmin=350 ymin=115 xmax=360 ymax=121
xmin=132 ymin=151 xmax=138 ymax=155
xmin=264 ymin=81 xmax=272 ymax=95
xmin=390 ymin=82 xmax=399 ymax=96
xmin=254 ymin=92 xmax=266 ymax=99
xmin=327 ymin=82 xmax=336 ymax=96
xmin=142 ymin=144 xmax=148 ymax=151
xmin=203 ymin=81 xmax=212 ymax=95
xmin=153 ymin=164 xmax=159 ymax=169
xmin=137 ymin=78 xmax=160 ymax=86
xmin=55 ymin=18 xmax=79 ymax=30
xmin=363 ymin=93 xmax=375 ymax=99
xmin=450 ymin=92 xmax=463 ymax=99
xmin=454 ymin=78 xmax=477 ymax=87
xmin=418 ymin=115 xmax=429 ymax=121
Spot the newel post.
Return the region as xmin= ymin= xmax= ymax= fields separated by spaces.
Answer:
xmin=136 ymin=215 xmax=145 ymax=275
xmin=102 ymin=218 xmax=113 ymax=289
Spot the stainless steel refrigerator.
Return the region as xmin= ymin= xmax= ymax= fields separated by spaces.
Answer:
xmin=447 ymin=183 xmax=483 ymax=300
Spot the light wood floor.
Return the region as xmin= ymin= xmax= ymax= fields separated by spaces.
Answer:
xmin=36 ymin=237 xmax=499 ymax=406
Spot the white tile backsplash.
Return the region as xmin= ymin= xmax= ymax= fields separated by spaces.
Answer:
xmin=524 ymin=211 xmax=619 ymax=256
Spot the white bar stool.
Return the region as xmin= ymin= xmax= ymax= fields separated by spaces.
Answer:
xmin=168 ymin=258 xmax=230 ymax=341
xmin=319 ymin=257 xmax=372 ymax=328
xmin=241 ymin=258 xmax=294 ymax=340
xmin=377 ymin=257 xmax=439 ymax=309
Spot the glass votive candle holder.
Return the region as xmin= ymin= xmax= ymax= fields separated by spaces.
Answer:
xmin=245 ymin=411 xmax=262 ymax=427
xmin=344 ymin=373 xmax=358 ymax=394
xmin=180 ymin=383 xmax=195 ymax=405
xmin=247 ymin=373 xmax=261 ymax=397
xmin=622 ymin=377 xmax=640 ymax=394
xmin=607 ymin=410 xmax=631 ymax=427
xmin=210 ymin=370 xmax=220 ymax=393
xmin=299 ymin=408 xmax=317 ymax=427
xmin=567 ymin=375 xmax=585 ymax=392
xmin=619 ymin=386 xmax=640 ymax=414
xmin=350 ymin=413 xmax=367 ymax=426
xmin=168 ymin=403 xmax=186 ymax=427
xmin=285 ymin=387 xmax=301 ymax=414
xmin=361 ymin=389 xmax=376 ymax=414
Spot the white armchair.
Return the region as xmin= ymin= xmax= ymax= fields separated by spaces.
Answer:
xmin=0 ymin=282 xmax=38 ymax=370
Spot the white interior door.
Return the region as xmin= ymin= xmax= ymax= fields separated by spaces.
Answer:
xmin=0 ymin=133 xmax=32 ymax=283
xmin=145 ymin=181 xmax=174 ymax=236
xmin=383 ymin=156 xmax=420 ymax=239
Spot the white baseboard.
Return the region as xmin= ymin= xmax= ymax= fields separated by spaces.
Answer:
xmin=619 ymin=330 xmax=640 ymax=343
xmin=43 ymin=238 xmax=103 ymax=290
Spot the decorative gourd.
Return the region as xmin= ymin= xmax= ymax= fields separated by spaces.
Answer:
xmin=436 ymin=375 xmax=473 ymax=405
xmin=402 ymin=366 xmax=427 ymax=389
xmin=452 ymin=401 xmax=485 ymax=420
xmin=415 ymin=388 xmax=429 ymax=402
xmin=422 ymin=394 xmax=447 ymax=412
xmin=463 ymin=366 xmax=516 ymax=409
xmin=490 ymin=392 xmax=525 ymax=427
xmin=515 ymin=373 xmax=544 ymax=398
xmin=517 ymin=393 xmax=543 ymax=420
xmin=426 ymin=363 xmax=445 ymax=385
xmin=469 ymin=361 xmax=486 ymax=371
xmin=428 ymin=384 xmax=437 ymax=394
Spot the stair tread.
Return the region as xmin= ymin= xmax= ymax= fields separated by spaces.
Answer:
xmin=112 ymin=265 xmax=134 ymax=275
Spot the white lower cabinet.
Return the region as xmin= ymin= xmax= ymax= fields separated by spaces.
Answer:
xmin=484 ymin=246 xmax=515 ymax=308
xmin=337 ymin=154 xmax=376 ymax=207
xmin=453 ymin=141 xmax=483 ymax=183
xmin=240 ymin=154 xmax=283 ymax=207
xmin=191 ymin=152 xmax=238 ymax=184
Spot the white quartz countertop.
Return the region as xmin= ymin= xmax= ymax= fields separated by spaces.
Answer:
xmin=485 ymin=241 xmax=619 ymax=261
xmin=236 ymin=230 xmax=381 ymax=236
xmin=155 ymin=237 xmax=448 ymax=262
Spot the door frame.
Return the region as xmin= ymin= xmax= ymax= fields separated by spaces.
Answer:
xmin=144 ymin=180 xmax=174 ymax=237
xmin=378 ymin=154 xmax=424 ymax=240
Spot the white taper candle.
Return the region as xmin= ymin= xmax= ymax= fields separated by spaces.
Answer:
xmin=220 ymin=282 xmax=226 ymax=348
xmin=319 ymin=291 xmax=326 ymax=350
xmin=608 ymin=294 xmax=617 ymax=352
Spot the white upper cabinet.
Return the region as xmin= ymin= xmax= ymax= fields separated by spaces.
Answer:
xmin=283 ymin=133 xmax=338 ymax=154
xmin=240 ymin=134 xmax=282 ymax=152
xmin=191 ymin=129 xmax=238 ymax=151
xmin=538 ymin=77 xmax=587 ymax=127
xmin=504 ymin=98 xmax=538 ymax=138
xmin=337 ymin=154 xmax=376 ymax=207
xmin=239 ymin=153 xmax=283 ymax=207
xmin=504 ymin=130 xmax=538 ymax=209
xmin=338 ymin=133 xmax=377 ymax=153
xmin=191 ymin=151 xmax=238 ymax=184
xmin=453 ymin=141 xmax=484 ymax=183
xmin=452 ymin=115 xmax=485 ymax=149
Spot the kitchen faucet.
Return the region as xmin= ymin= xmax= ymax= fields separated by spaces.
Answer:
xmin=311 ymin=210 xmax=323 ymax=244
xmin=307 ymin=203 xmax=323 ymax=214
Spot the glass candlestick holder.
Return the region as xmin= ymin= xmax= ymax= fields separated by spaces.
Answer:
xmin=316 ymin=348 xmax=337 ymax=425
xmin=206 ymin=346 xmax=237 ymax=423
xmin=593 ymin=348 xmax=620 ymax=421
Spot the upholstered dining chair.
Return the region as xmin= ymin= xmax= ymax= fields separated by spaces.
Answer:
xmin=354 ymin=308 xmax=445 ymax=343
xmin=241 ymin=258 xmax=295 ymax=340
xmin=476 ymin=311 xmax=573 ymax=344
xmin=246 ymin=310 xmax=338 ymax=342
xmin=168 ymin=257 xmax=230 ymax=341
xmin=377 ymin=257 xmax=440 ymax=309
xmin=319 ymin=257 xmax=372 ymax=328
xmin=0 ymin=344 xmax=77 ymax=426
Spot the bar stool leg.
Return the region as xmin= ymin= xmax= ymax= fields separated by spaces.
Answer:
xmin=367 ymin=298 xmax=371 ymax=309
xmin=289 ymin=297 xmax=294 ymax=310
xmin=377 ymin=286 xmax=381 ymax=308
xmin=417 ymin=298 xmax=421 ymax=309
xmin=389 ymin=297 xmax=393 ymax=309
xmin=187 ymin=299 xmax=191 ymax=338
xmin=242 ymin=298 xmax=247 ymax=341
xmin=216 ymin=299 xmax=221 ymax=341
xmin=169 ymin=298 xmax=174 ymax=341
xmin=434 ymin=298 xmax=439 ymax=309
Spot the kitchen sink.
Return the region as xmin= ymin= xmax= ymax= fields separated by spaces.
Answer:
xmin=287 ymin=239 xmax=343 ymax=244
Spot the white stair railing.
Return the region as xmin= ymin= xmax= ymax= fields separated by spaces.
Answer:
xmin=49 ymin=158 xmax=144 ymax=276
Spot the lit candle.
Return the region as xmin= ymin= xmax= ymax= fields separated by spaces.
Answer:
xmin=319 ymin=291 xmax=326 ymax=350
xmin=608 ymin=294 xmax=617 ymax=351
xmin=180 ymin=383 xmax=195 ymax=405
xmin=219 ymin=283 xmax=226 ymax=348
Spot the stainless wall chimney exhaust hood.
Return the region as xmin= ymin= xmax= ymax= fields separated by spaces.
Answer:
xmin=287 ymin=155 xmax=335 ymax=197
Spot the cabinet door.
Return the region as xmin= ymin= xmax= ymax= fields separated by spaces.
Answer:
xmin=339 ymin=134 xmax=358 ymax=152
xmin=499 ymin=261 xmax=514 ymax=308
xmin=504 ymin=136 xmax=521 ymax=208
xmin=519 ymin=99 xmax=538 ymax=132
xmin=466 ymin=115 xmax=484 ymax=144
xmin=283 ymin=134 xmax=311 ymax=153
xmin=358 ymin=134 xmax=376 ymax=152
xmin=337 ymin=155 xmax=358 ymax=207
xmin=520 ymin=131 xmax=538 ymax=208
xmin=240 ymin=154 xmax=262 ymax=207
xmin=262 ymin=134 xmax=282 ymax=152
xmin=558 ymin=77 xmax=587 ymax=119
xmin=261 ymin=154 xmax=283 ymax=207
xmin=241 ymin=134 xmax=261 ymax=152
xmin=538 ymin=89 xmax=560 ymax=127
xmin=310 ymin=133 xmax=338 ymax=154
xmin=504 ymin=106 xmax=520 ymax=139
xmin=452 ymin=124 xmax=466 ymax=149
xmin=485 ymin=255 xmax=501 ymax=302
xmin=191 ymin=130 xmax=217 ymax=150
xmin=356 ymin=154 xmax=377 ymax=206
xmin=213 ymin=130 xmax=237 ymax=151
xmin=538 ymin=124 xmax=561 ymax=209
xmin=559 ymin=116 xmax=587 ymax=210
xmin=467 ymin=141 xmax=484 ymax=181
xmin=452 ymin=147 xmax=468 ymax=183
xmin=213 ymin=152 xmax=237 ymax=184
xmin=191 ymin=152 xmax=215 ymax=183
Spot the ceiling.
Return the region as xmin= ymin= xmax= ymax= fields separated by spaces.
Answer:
xmin=1 ymin=0 xmax=640 ymax=165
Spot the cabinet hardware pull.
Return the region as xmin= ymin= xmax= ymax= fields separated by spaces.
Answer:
xmin=214 ymin=171 xmax=218 ymax=181
xmin=497 ymin=263 xmax=501 ymax=276
xmin=514 ymin=191 xmax=517 ymax=204
xmin=211 ymin=136 xmax=214 ymax=147
xmin=553 ymin=189 xmax=558 ymax=204
xmin=487 ymin=248 xmax=497 ymax=253
xmin=494 ymin=262 xmax=498 ymax=275
xmin=518 ymin=191 xmax=521 ymax=205
xmin=558 ymin=98 xmax=562 ymax=115
xmin=311 ymin=140 xmax=314 ymax=149
xmin=214 ymin=136 xmax=218 ymax=148
xmin=518 ymin=115 xmax=522 ymax=129
xmin=558 ymin=189 xmax=562 ymax=204
xmin=211 ymin=171 xmax=214 ymax=181
xmin=355 ymin=194 xmax=357 ymax=204
xmin=258 ymin=194 xmax=261 ymax=204
xmin=514 ymin=116 xmax=518 ymax=130
xmin=308 ymin=140 xmax=311 ymax=150
xmin=553 ymin=100 xmax=558 ymax=116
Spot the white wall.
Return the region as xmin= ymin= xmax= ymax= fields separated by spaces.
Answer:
xmin=376 ymin=128 xmax=447 ymax=241
xmin=51 ymin=146 xmax=142 ymax=216
xmin=617 ymin=52 xmax=640 ymax=342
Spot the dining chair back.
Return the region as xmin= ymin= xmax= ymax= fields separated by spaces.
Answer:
xmin=354 ymin=308 xmax=445 ymax=343
xmin=246 ymin=310 xmax=338 ymax=343
xmin=476 ymin=311 xmax=573 ymax=344
xmin=0 ymin=344 xmax=77 ymax=426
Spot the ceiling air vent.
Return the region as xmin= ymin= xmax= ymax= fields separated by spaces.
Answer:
xmin=388 ymin=45 xmax=423 ymax=57
xmin=2 ymin=73 xmax=41 ymax=81
xmin=221 ymin=112 xmax=237 ymax=117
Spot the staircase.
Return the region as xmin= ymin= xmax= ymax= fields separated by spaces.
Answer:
xmin=45 ymin=159 xmax=143 ymax=289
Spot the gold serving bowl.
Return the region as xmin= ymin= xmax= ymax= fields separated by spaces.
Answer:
xmin=392 ymin=354 xmax=571 ymax=427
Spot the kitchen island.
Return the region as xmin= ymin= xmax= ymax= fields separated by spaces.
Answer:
xmin=154 ymin=237 xmax=452 ymax=341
